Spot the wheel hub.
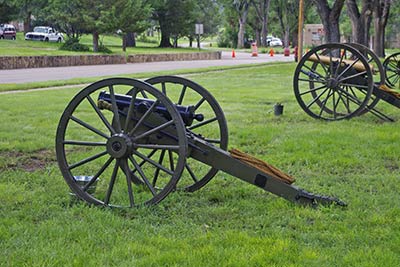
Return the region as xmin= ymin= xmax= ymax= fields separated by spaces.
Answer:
xmin=106 ymin=134 xmax=133 ymax=158
xmin=327 ymin=78 xmax=339 ymax=90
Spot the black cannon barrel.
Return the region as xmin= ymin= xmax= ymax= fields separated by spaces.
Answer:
xmin=98 ymin=91 xmax=203 ymax=126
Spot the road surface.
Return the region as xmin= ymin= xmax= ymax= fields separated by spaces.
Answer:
xmin=0 ymin=51 xmax=294 ymax=84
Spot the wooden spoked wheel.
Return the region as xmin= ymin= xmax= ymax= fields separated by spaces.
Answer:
xmin=144 ymin=76 xmax=228 ymax=192
xmin=383 ymin=52 xmax=400 ymax=89
xmin=56 ymin=78 xmax=188 ymax=207
xmin=293 ymin=43 xmax=374 ymax=120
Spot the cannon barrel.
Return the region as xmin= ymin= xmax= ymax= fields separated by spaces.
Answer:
xmin=97 ymin=91 xmax=204 ymax=126
xmin=307 ymin=54 xmax=375 ymax=73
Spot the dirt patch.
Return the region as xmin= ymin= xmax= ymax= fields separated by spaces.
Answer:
xmin=0 ymin=149 xmax=57 ymax=172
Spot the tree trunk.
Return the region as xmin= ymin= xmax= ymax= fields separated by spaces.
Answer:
xmin=252 ymin=0 xmax=271 ymax=47
xmin=237 ymin=19 xmax=246 ymax=48
xmin=93 ymin=31 xmax=99 ymax=52
xmin=372 ymin=0 xmax=391 ymax=57
xmin=159 ymin=17 xmax=172 ymax=47
xmin=346 ymin=0 xmax=372 ymax=46
xmin=189 ymin=36 xmax=193 ymax=47
xmin=23 ymin=13 xmax=32 ymax=35
xmin=236 ymin=1 xmax=250 ymax=49
xmin=313 ymin=0 xmax=345 ymax=43
xmin=122 ymin=35 xmax=127 ymax=52
xmin=126 ymin=32 xmax=136 ymax=47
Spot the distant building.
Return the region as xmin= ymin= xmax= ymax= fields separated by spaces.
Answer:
xmin=304 ymin=24 xmax=324 ymax=47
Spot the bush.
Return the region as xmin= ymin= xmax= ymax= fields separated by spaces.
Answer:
xmin=98 ymin=42 xmax=112 ymax=54
xmin=59 ymin=37 xmax=90 ymax=52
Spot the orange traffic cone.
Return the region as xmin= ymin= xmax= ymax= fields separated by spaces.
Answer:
xmin=232 ymin=49 xmax=236 ymax=58
xmin=251 ymin=42 xmax=258 ymax=57
xmin=269 ymin=48 xmax=274 ymax=57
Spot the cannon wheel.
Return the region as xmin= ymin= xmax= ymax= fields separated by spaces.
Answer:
xmin=383 ymin=52 xmax=400 ymax=88
xmin=293 ymin=43 xmax=374 ymax=120
xmin=56 ymin=78 xmax=188 ymax=207
xmin=142 ymin=76 xmax=228 ymax=192
xmin=346 ymin=43 xmax=384 ymax=114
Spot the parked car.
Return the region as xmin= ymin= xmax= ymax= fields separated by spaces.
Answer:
xmin=0 ymin=24 xmax=16 ymax=40
xmin=269 ymin=37 xmax=283 ymax=47
xmin=25 ymin=26 xmax=63 ymax=42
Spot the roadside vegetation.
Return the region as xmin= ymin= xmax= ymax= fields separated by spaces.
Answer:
xmin=0 ymin=64 xmax=399 ymax=266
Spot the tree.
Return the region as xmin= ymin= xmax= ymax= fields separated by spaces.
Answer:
xmin=251 ymin=0 xmax=271 ymax=47
xmin=372 ymin=0 xmax=391 ymax=57
xmin=44 ymin=0 xmax=87 ymax=38
xmin=312 ymin=0 xmax=345 ymax=43
xmin=0 ymin=1 xmax=17 ymax=23
xmin=11 ymin=0 xmax=48 ymax=34
xmin=151 ymin=0 xmax=196 ymax=48
xmin=234 ymin=0 xmax=251 ymax=48
xmin=100 ymin=0 xmax=151 ymax=51
xmin=346 ymin=0 xmax=373 ymax=46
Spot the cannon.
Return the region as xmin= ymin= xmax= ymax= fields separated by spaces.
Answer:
xmin=293 ymin=43 xmax=400 ymax=121
xmin=56 ymin=76 xmax=345 ymax=208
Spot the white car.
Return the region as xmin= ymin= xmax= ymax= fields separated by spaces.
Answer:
xmin=25 ymin=26 xmax=63 ymax=42
xmin=269 ymin=38 xmax=283 ymax=47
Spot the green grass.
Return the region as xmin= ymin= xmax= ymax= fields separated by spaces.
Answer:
xmin=0 ymin=33 xmax=208 ymax=56
xmin=1 ymin=64 xmax=399 ymax=266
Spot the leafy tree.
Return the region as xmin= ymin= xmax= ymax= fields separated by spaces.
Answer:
xmin=150 ymin=0 xmax=196 ymax=47
xmin=10 ymin=0 xmax=48 ymax=34
xmin=44 ymin=0 xmax=87 ymax=38
xmin=100 ymin=0 xmax=151 ymax=51
xmin=0 ymin=1 xmax=17 ymax=23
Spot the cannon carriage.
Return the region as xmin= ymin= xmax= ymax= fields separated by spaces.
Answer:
xmin=293 ymin=43 xmax=400 ymax=121
xmin=56 ymin=76 xmax=345 ymax=208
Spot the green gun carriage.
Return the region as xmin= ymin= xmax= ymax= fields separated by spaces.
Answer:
xmin=56 ymin=75 xmax=345 ymax=208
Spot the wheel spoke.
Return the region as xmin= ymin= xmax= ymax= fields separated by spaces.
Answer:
xmin=129 ymin=156 xmax=157 ymax=196
xmin=104 ymin=159 xmax=120 ymax=205
xmin=178 ymin=85 xmax=187 ymax=105
xmin=108 ymin=85 xmax=122 ymax=133
xmin=299 ymin=84 xmax=328 ymax=96
xmin=161 ymin=82 xmax=166 ymax=95
xmin=131 ymin=149 xmax=174 ymax=175
xmin=70 ymin=116 xmax=109 ymax=139
xmin=133 ymin=120 xmax=174 ymax=141
xmin=306 ymin=87 xmax=329 ymax=109
xmin=193 ymin=97 xmax=206 ymax=111
xmin=83 ymin=156 xmax=114 ymax=192
xmin=128 ymin=100 xmax=159 ymax=136
xmin=185 ymin=163 xmax=198 ymax=182
xmin=204 ymin=138 xmax=221 ymax=144
xmin=188 ymin=117 xmax=217 ymax=130
xmin=68 ymin=150 xmax=108 ymax=170
xmin=86 ymin=95 xmax=115 ymax=135
xmin=124 ymin=87 xmax=138 ymax=132
xmin=63 ymin=140 xmax=106 ymax=146
xmin=168 ymin=150 xmax=174 ymax=172
xmin=121 ymin=159 xmax=135 ymax=207
xmin=152 ymin=150 xmax=166 ymax=187
xmin=135 ymin=144 xmax=180 ymax=150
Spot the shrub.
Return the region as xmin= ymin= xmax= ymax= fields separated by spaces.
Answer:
xmin=98 ymin=42 xmax=112 ymax=54
xmin=59 ymin=37 xmax=90 ymax=52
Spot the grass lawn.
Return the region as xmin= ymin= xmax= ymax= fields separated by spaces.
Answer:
xmin=0 ymin=63 xmax=399 ymax=266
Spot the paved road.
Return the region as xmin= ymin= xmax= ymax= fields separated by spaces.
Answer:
xmin=0 ymin=51 xmax=294 ymax=84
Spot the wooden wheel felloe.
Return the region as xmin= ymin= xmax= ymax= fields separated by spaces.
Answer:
xmin=293 ymin=43 xmax=374 ymax=120
xmin=144 ymin=76 xmax=228 ymax=192
xmin=56 ymin=78 xmax=188 ymax=207
xmin=383 ymin=52 xmax=400 ymax=89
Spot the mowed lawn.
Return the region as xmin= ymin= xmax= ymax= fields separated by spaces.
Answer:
xmin=0 ymin=63 xmax=399 ymax=266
